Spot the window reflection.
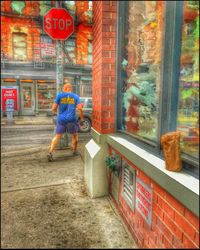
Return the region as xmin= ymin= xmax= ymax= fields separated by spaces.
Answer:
xmin=122 ymin=1 xmax=165 ymax=141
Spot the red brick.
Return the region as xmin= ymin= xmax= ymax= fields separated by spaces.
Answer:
xmin=148 ymin=230 xmax=157 ymax=244
xmin=102 ymin=44 xmax=116 ymax=51
xmin=164 ymin=213 xmax=183 ymax=241
xmin=101 ymin=69 xmax=115 ymax=76
xmin=102 ymin=25 xmax=111 ymax=32
xmin=194 ymin=231 xmax=199 ymax=246
xmin=102 ymin=58 xmax=115 ymax=63
xmin=153 ymin=203 xmax=164 ymax=220
xmin=174 ymin=211 xmax=195 ymax=240
xmin=183 ymin=233 xmax=198 ymax=249
xmin=184 ymin=208 xmax=200 ymax=230
xmin=152 ymin=214 xmax=157 ymax=225
xmin=157 ymin=217 xmax=173 ymax=242
xmin=138 ymin=171 xmax=151 ymax=185
xmin=165 ymin=193 xmax=185 ymax=215
xmin=152 ymin=192 xmax=158 ymax=203
xmin=143 ymin=239 xmax=149 ymax=248
xmin=173 ymin=236 xmax=185 ymax=248
xmin=153 ymin=181 xmax=167 ymax=198
xmin=148 ymin=236 xmax=157 ymax=248
xmin=158 ymin=197 xmax=175 ymax=219
xmin=102 ymin=51 xmax=110 ymax=58
xmin=102 ymin=18 xmax=116 ymax=25
xmin=162 ymin=236 xmax=173 ymax=249
xmin=154 ymin=225 xmax=164 ymax=245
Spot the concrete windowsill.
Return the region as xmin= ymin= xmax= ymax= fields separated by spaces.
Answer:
xmin=106 ymin=133 xmax=199 ymax=217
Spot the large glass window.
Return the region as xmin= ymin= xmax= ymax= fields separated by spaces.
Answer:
xmin=121 ymin=1 xmax=165 ymax=142
xmin=22 ymin=86 xmax=32 ymax=108
xmin=177 ymin=1 xmax=199 ymax=159
xmin=117 ymin=1 xmax=199 ymax=167
xmin=37 ymin=82 xmax=56 ymax=110
xmin=80 ymin=76 xmax=92 ymax=97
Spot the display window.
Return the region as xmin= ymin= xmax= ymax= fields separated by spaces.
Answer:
xmin=22 ymin=86 xmax=32 ymax=108
xmin=121 ymin=1 xmax=165 ymax=142
xmin=117 ymin=1 xmax=199 ymax=167
xmin=37 ymin=82 xmax=56 ymax=110
xmin=80 ymin=76 xmax=92 ymax=97
xmin=177 ymin=1 xmax=199 ymax=159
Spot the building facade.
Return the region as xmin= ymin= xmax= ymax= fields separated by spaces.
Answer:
xmin=85 ymin=1 xmax=199 ymax=249
xmin=1 ymin=0 xmax=92 ymax=116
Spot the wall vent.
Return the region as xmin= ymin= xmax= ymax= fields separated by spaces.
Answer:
xmin=122 ymin=160 xmax=136 ymax=211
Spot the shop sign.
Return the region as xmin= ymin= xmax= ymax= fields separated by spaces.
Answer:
xmin=1 ymin=86 xmax=18 ymax=111
xmin=136 ymin=177 xmax=152 ymax=226
xmin=43 ymin=8 xmax=74 ymax=40
xmin=41 ymin=43 xmax=56 ymax=57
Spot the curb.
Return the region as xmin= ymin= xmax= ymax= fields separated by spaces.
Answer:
xmin=1 ymin=147 xmax=44 ymax=158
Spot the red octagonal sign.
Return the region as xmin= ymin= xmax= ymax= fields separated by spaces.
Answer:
xmin=43 ymin=8 xmax=74 ymax=40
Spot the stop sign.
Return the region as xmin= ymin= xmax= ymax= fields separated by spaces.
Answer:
xmin=43 ymin=8 xmax=74 ymax=40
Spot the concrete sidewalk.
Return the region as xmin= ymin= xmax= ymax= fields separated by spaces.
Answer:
xmin=1 ymin=115 xmax=53 ymax=126
xmin=1 ymin=143 xmax=137 ymax=249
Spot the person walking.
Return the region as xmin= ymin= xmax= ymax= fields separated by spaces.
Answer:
xmin=47 ymin=83 xmax=84 ymax=161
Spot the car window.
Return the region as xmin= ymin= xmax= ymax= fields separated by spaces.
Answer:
xmin=79 ymin=98 xmax=85 ymax=107
xmin=87 ymin=99 xmax=92 ymax=108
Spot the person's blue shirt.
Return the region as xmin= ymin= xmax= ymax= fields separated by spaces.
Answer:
xmin=54 ymin=92 xmax=81 ymax=124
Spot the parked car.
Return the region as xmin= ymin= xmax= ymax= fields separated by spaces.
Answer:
xmin=77 ymin=97 xmax=92 ymax=133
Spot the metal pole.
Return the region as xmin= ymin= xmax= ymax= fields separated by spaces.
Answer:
xmin=54 ymin=0 xmax=69 ymax=149
xmin=56 ymin=40 xmax=63 ymax=93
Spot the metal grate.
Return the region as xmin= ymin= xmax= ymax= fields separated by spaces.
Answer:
xmin=122 ymin=162 xmax=136 ymax=210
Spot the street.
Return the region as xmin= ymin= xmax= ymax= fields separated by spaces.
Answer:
xmin=1 ymin=124 xmax=137 ymax=249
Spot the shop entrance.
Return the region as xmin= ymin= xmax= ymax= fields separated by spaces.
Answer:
xmin=21 ymin=83 xmax=35 ymax=115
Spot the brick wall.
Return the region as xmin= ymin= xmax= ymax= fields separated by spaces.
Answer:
xmin=92 ymin=1 xmax=117 ymax=134
xmin=108 ymin=146 xmax=199 ymax=249
xmin=1 ymin=16 xmax=40 ymax=61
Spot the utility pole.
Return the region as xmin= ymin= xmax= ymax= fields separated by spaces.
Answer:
xmin=55 ymin=0 xmax=69 ymax=149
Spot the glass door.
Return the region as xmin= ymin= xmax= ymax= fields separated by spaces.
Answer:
xmin=21 ymin=83 xmax=35 ymax=115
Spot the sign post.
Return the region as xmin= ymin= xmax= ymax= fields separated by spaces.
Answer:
xmin=1 ymin=86 xmax=18 ymax=124
xmin=43 ymin=5 xmax=74 ymax=149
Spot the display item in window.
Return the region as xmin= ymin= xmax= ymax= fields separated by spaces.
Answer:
xmin=161 ymin=131 xmax=182 ymax=172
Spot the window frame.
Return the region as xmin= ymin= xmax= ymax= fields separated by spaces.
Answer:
xmin=12 ymin=32 xmax=27 ymax=61
xmin=116 ymin=1 xmax=199 ymax=168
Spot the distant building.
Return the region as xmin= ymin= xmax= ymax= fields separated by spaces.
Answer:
xmin=1 ymin=0 xmax=93 ymax=116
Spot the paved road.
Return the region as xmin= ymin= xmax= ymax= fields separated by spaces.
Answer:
xmin=1 ymin=125 xmax=91 ymax=151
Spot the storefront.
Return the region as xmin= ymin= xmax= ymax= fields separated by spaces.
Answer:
xmin=85 ymin=1 xmax=199 ymax=249
xmin=1 ymin=65 xmax=92 ymax=116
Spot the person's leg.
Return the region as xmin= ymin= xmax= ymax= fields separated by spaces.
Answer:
xmin=66 ymin=121 xmax=79 ymax=155
xmin=49 ymin=134 xmax=63 ymax=153
xmin=72 ymin=133 xmax=78 ymax=154
xmin=47 ymin=122 xmax=66 ymax=161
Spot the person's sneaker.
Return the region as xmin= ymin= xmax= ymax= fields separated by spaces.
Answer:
xmin=73 ymin=151 xmax=79 ymax=156
xmin=47 ymin=152 xmax=53 ymax=162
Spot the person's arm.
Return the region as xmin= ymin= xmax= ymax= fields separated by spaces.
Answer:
xmin=77 ymin=103 xmax=84 ymax=121
xmin=52 ymin=94 xmax=60 ymax=115
xmin=52 ymin=103 xmax=58 ymax=114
